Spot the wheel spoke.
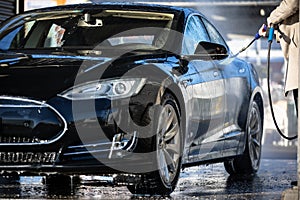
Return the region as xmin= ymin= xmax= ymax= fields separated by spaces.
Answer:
xmin=166 ymin=143 xmax=180 ymax=155
xmin=165 ymin=107 xmax=175 ymax=130
xmin=255 ymin=147 xmax=260 ymax=160
xmin=158 ymin=149 xmax=169 ymax=182
xmin=164 ymin=122 xmax=179 ymax=142
xmin=158 ymin=108 xmax=168 ymax=134
xmin=250 ymin=142 xmax=258 ymax=159
xmin=250 ymin=113 xmax=257 ymax=128
xmin=252 ymin=138 xmax=260 ymax=148
xmin=251 ymin=129 xmax=258 ymax=136
xmin=252 ymin=143 xmax=260 ymax=162
xmin=251 ymin=124 xmax=261 ymax=139
xmin=163 ymin=149 xmax=176 ymax=173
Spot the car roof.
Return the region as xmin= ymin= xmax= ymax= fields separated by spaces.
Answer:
xmin=23 ymin=2 xmax=201 ymax=18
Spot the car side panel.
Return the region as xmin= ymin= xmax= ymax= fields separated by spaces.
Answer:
xmin=186 ymin=59 xmax=226 ymax=162
xmin=219 ymin=58 xmax=251 ymax=157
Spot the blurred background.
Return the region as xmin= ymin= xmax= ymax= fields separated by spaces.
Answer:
xmin=0 ymin=0 xmax=297 ymax=158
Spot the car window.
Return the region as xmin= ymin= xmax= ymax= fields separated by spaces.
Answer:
xmin=182 ymin=15 xmax=210 ymax=55
xmin=0 ymin=21 xmax=35 ymax=50
xmin=201 ymin=17 xmax=228 ymax=49
xmin=0 ymin=11 xmax=174 ymax=51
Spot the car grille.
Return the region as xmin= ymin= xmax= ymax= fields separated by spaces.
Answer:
xmin=0 ymin=152 xmax=57 ymax=163
xmin=0 ymin=96 xmax=67 ymax=145
xmin=0 ymin=136 xmax=48 ymax=144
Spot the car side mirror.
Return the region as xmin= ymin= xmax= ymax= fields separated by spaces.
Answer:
xmin=195 ymin=41 xmax=228 ymax=59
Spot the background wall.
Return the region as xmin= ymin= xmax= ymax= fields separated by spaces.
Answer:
xmin=0 ymin=0 xmax=17 ymax=22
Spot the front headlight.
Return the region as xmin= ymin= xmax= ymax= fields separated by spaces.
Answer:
xmin=59 ymin=78 xmax=146 ymax=100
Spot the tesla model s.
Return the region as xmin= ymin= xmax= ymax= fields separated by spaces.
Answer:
xmin=0 ymin=3 xmax=263 ymax=195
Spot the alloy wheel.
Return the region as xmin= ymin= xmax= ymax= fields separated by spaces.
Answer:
xmin=247 ymin=102 xmax=262 ymax=171
xmin=156 ymin=103 xmax=181 ymax=187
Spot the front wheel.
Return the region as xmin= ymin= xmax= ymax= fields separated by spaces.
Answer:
xmin=127 ymin=94 xmax=182 ymax=195
xmin=224 ymin=101 xmax=263 ymax=175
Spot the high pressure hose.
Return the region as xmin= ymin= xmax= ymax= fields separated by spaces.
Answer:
xmin=266 ymin=25 xmax=297 ymax=140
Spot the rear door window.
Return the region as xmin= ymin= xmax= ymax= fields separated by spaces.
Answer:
xmin=201 ymin=17 xmax=228 ymax=49
xmin=182 ymin=15 xmax=210 ymax=55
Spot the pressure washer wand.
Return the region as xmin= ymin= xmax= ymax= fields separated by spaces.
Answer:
xmin=232 ymin=38 xmax=257 ymax=57
xmin=232 ymin=26 xmax=265 ymax=58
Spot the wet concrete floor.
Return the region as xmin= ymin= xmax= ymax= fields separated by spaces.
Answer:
xmin=0 ymin=158 xmax=296 ymax=199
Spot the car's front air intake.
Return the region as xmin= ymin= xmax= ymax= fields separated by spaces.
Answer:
xmin=0 ymin=96 xmax=67 ymax=145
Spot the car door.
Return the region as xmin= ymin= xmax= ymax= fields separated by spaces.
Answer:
xmin=201 ymin=17 xmax=245 ymax=156
xmin=182 ymin=15 xmax=226 ymax=161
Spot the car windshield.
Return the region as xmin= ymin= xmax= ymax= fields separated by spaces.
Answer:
xmin=0 ymin=9 xmax=174 ymax=52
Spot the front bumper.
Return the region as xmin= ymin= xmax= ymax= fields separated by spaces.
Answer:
xmin=0 ymin=91 xmax=158 ymax=175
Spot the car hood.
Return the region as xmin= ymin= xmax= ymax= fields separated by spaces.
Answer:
xmin=0 ymin=51 xmax=170 ymax=100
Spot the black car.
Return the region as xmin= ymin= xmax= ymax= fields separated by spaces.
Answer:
xmin=0 ymin=3 xmax=263 ymax=195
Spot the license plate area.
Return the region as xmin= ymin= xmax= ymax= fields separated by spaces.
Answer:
xmin=0 ymin=152 xmax=57 ymax=164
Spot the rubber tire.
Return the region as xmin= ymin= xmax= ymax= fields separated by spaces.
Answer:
xmin=224 ymin=101 xmax=263 ymax=175
xmin=127 ymin=93 xmax=182 ymax=195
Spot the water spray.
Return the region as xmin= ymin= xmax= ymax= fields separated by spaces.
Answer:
xmin=232 ymin=31 xmax=262 ymax=58
xmin=220 ymin=25 xmax=266 ymax=66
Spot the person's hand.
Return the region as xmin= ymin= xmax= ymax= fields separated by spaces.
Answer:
xmin=258 ymin=24 xmax=267 ymax=37
xmin=267 ymin=18 xmax=273 ymax=28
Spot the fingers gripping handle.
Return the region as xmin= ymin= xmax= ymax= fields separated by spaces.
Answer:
xmin=257 ymin=24 xmax=267 ymax=39
xmin=258 ymin=24 xmax=274 ymax=41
